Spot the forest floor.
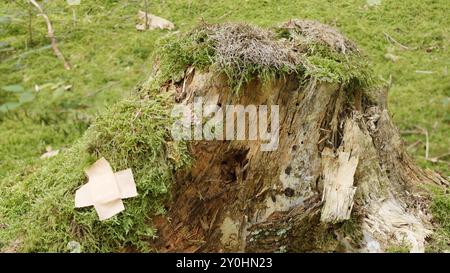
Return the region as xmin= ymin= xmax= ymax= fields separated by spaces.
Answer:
xmin=0 ymin=0 xmax=448 ymax=252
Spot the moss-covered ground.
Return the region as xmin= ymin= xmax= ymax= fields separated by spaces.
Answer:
xmin=0 ymin=0 xmax=448 ymax=252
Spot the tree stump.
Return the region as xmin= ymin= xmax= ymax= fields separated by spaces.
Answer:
xmin=148 ymin=21 xmax=448 ymax=253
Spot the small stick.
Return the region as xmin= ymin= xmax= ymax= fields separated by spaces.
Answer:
xmin=423 ymin=157 xmax=449 ymax=164
xmin=401 ymin=129 xmax=422 ymax=135
xmin=424 ymin=128 xmax=429 ymax=159
xmin=218 ymin=11 xmax=232 ymax=20
xmin=28 ymin=4 xmax=33 ymax=45
xmin=72 ymin=7 xmax=77 ymax=26
xmin=354 ymin=89 xmax=362 ymax=112
xmin=318 ymin=135 xmax=329 ymax=144
xmin=144 ymin=0 xmax=149 ymax=30
xmin=319 ymin=128 xmax=331 ymax=132
xmin=415 ymin=126 xmax=430 ymax=160
xmin=384 ymin=32 xmax=409 ymax=50
xmin=402 ymin=127 xmax=432 ymax=160
xmin=407 ymin=140 xmax=422 ymax=151
xmin=415 ymin=70 xmax=434 ymax=74
xmin=436 ymin=152 xmax=450 ymax=160
xmin=29 ymin=0 xmax=71 ymax=70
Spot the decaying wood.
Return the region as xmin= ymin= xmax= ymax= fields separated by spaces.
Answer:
xmin=148 ymin=68 xmax=448 ymax=253
xmin=29 ymin=0 xmax=71 ymax=70
xmin=320 ymin=148 xmax=358 ymax=223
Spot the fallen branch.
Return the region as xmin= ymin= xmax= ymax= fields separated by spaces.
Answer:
xmin=29 ymin=0 xmax=71 ymax=70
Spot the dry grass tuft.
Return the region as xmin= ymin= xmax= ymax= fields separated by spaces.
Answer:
xmin=154 ymin=20 xmax=372 ymax=93
xmin=205 ymin=23 xmax=300 ymax=71
xmin=281 ymin=19 xmax=359 ymax=54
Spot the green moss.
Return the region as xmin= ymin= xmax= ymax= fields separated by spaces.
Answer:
xmin=386 ymin=244 xmax=411 ymax=253
xmin=425 ymin=185 xmax=450 ymax=252
xmin=155 ymin=28 xmax=216 ymax=85
xmin=303 ymin=43 xmax=375 ymax=90
xmin=0 ymin=92 xmax=190 ymax=252
xmin=339 ymin=216 xmax=364 ymax=246
xmin=288 ymin=212 xmax=339 ymax=252
xmin=430 ymin=188 xmax=450 ymax=231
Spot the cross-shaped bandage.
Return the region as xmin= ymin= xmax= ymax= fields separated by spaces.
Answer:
xmin=75 ymin=157 xmax=138 ymax=221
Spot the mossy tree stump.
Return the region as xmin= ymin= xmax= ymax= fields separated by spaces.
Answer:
xmin=148 ymin=21 xmax=448 ymax=253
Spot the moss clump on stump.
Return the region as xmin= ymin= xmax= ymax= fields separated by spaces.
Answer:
xmin=152 ymin=21 xmax=374 ymax=94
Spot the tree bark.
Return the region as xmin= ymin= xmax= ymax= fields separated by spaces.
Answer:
xmin=150 ymin=70 xmax=448 ymax=253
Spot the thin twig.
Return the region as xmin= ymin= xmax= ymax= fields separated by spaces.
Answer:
xmin=218 ymin=11 xmax=232 ymax=20
xmin=85 ymin=81 xmax=119 ymax=97
xmin=407 ymin=140 xmax=422 ymax=151
xmin=29 ymin=0 xmax=71 ymax=70
xmin=422 ymin=156 xmax=449 ymax=164
xmin=72 ymin=7 xmax=77 ymax=26
xmin=415 ymin=70 xmax=434 ymax=74
xmin=5 ymin=44 xmax=52 ymax=63
xmin=414 ymin=126 xmax=430 ymax=160
xmin=28 ymin=4 xmax=33 ymax=45
xmin=384 ymin=32 xmax=409 ymax=50
xmin=318 ymin=135 xmax=328 ymax=144
xmin=401 ymin=129 xmax=422 ymax=135
xmin=144 ymin=0 xmax=149 ymax=30
xmin=402 ymin=127 xmax=432 ymax=160
xmin=429 ymin=152 xmax=450 ymax=162
xmin=424 ymin=128 xmax=429 ymax=159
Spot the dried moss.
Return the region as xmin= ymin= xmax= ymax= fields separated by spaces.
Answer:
xmin=280 ymin=19 xmax=359 ymax=54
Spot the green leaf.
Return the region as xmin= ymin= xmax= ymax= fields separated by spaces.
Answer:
xmin=0 ymin=102 xmax=21 ymax=113
xmin=19 ymin=92 xmax=36 ymax=103
xmin=2 ymin=84 xmax=24 ymax=93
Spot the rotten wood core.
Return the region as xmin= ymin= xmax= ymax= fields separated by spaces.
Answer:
xmin=150 ymin=70 xmax=447 ymax=253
